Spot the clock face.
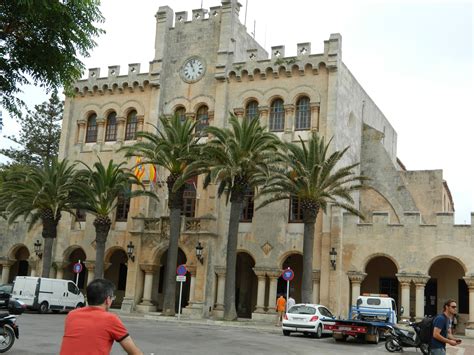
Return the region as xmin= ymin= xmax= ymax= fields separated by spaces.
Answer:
xmin=181 ymin=58 xmax=205 ymax=83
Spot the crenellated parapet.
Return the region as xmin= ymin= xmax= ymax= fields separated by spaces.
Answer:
xmin=225 ymin=33 xmax=342 ymax=82
xmin=73 ymin=63 xmax=157 ymax=97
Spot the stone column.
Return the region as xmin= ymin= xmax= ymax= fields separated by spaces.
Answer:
xmin=137 ymin=115 xmax=145 ymax=138
xmin=96 ymin=118 xmax=105 ymax=144
xmin=284 ymin=104 xmax=295 ymax=132
xmin=55 ymin=261 xmax=69 ymax=280
xmin=214 ymin=266 xmax=226 ymax=310
xmin=312 ymin=270 xmax=321 ymax=304
xmin=258 ymin=106 xmax=269 ymax=129
xmin=267 ymin=270 xmax=281 ymax=313
xmin=310 ymin=103 xmax=320 ymax=132
xmin=84 ymin=261 xmax=95 ymax=285
xmin=0 ymin=260 xmax=14 ymax=284
xmin=187 ymin=266 xmax=197 ymax=304
xmin=116 ymin=116 xmax=126 ymax=143
xmin=347 ymin=271 xmax=367 ymax=306
xmin=463 ymin=276 xmax=474 ymax=337
xmin=77 ymin=119 xmax=86 ymax=143
xmin=396 ymin=274 xmax=412 ymax=320
xmin=253 ymin=268 xmax=267 ymax=313
xmin=138 ymin=264 xmax=159 ymax=311
xmin=413 ymin=275 xmax=430 ymax=321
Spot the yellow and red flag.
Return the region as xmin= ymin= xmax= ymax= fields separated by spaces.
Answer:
xmin=149 ymin=164 xmax=157 ymax=183
xmin=133 ymin=157 xmax=145 ymax=181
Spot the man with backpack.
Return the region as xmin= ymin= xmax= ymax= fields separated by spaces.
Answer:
xmin=431 ymin=299 xmax=462 ymax=354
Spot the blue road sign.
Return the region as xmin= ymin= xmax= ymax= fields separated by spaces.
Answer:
xmin=282 ymin=268 xmax=294 ymax=281
xmin=73 ymin=262 xmax=83 ymax=274
xmin=176 ymin=264 xmax=187 ymax=276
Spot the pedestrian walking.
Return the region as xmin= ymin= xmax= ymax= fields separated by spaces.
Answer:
xmin=60 ymin=278 xmax=143 ymax=355
xmin=287 ymin=295 xmax=296 ymax=310
xmin=430 ymin=299 xmax=462 ymax=355
xmin=275 ymin=294 xmax=286 ymax=326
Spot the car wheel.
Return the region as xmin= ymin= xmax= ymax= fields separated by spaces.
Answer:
xmin=333 ymin=334 xmax=347 ymax=342
xmin=282 ymin=330 xmax=291 ymax=336
xmin=38 ymin=301 xmax=49 ymax=314
xmin=312 ymin=325 xmax=322 ymax=339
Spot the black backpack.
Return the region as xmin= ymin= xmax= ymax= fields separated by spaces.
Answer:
xmin=417 ymin=316 xmax=434 ymax=344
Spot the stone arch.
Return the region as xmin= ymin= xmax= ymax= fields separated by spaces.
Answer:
xmin=427 ymin=255 xmax=468 ymax=275
xmin=190 ymin=95 xmax=215 ymax=112
xmin=264 ymin=87 xmax=289 ymax=105
xmin=100 ymin=102 xmax=121 ymax=118
xmin=362 ymin=252 xmax=401 ymax=272
xmin=79 ymin=104 xmax=101 ymax=120
xmin=239 ymin=89 xmax=264 ymax=108
xmin=277 ymin=253 xmax=303 ymax=303
xmin=166 ymin=97 xmax=191 ymax=114
xmin=236 ymin=251 xmax=257 ymax=318
xmin=104 ymin=248 xmax=128 ymax=307
xmin=360 ymin=185 xmax=401 ymax=224
xmin=290 ymin=87 xmax=321 ymax=105
xmin=63 ymin=245 xmax=87 ymax=261
xmin=63 ymin=247 xmax=87 ymax=290
xmin=121 ymin=100 xmax=145 ymax=117
xmin=361 ymin=254 xmax=400 ymax=306
xmin=104 ymin=246 xmax=127 ymax=264
xmin=278 ymin=250 xmax=303 ymax=269
xmin=7 ymin=243 xmax=30 ymax=260
xmin=7 ymin=244 xmax=31 ymax=283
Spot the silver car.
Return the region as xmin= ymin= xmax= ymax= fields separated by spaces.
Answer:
xmin=282 ymin=304 xmax=336 ymax=338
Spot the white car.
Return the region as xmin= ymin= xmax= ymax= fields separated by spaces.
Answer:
xmin=282 ymin=304 xmax=336 ymax=338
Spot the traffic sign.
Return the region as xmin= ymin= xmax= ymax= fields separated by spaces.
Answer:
xmin=176 ymin=275 xmax=186 ymax=282
xmin=176 ymin=264 xmax=187 ymax=276
xmin=73 ymin=262 xmax=83 ymax=274
xmin=282 ymin=267 xmax=294 ymax=281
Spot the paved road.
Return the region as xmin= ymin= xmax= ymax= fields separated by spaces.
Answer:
xmin=7 ymin=312 xmax=472 ymax=355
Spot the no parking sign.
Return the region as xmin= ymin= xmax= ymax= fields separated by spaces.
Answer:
xmin=282 ymin=268 xmax=294 ymax=312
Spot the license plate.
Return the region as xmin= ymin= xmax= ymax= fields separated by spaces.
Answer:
xmin=339 ymin=326 xmax=352 ymax=331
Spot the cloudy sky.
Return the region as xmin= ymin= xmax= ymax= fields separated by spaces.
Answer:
xmin=1 ymin=0 xmax=472 ymax=223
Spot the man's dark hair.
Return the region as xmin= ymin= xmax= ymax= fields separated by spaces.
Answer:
xmin=86 ymin=279 xmax=115 ymax=306
xmin=443 ymin=299 xmax=457 ymax=311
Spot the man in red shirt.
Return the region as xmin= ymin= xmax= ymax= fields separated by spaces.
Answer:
xmin=60 ymin=279 xmax=142 ymax=355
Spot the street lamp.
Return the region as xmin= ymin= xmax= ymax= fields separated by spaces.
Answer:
xmin=34 ymin=239 xmax=43 ymax=259
xmin=126 ymin=241 xmax=135 ymax=262
xmin=195 ymin=241 xmax=204 ymax=264
xmin=329 ymin=247 xmax=337 ymax=270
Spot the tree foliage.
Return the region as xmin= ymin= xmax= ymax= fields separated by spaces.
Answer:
xmin=0 ymin=90 xmax=63 ymax=167
xmin=0 ymin=0 xmax=104 ymax=113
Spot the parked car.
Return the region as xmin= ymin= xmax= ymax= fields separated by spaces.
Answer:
xmin=0 ymin=284 xmax=13 ymax=309
xmin=11 ymin=276 xmax=84 ymax=313
xmin=282 ymin=303 xmax=336 ymax=338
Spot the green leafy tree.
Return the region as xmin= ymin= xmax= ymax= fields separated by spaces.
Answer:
xmin=0 ymin=90 xmax=63 ymax=167
xmin=0 ymin=0 xmax=104 ymax=114
xmin=188 ymin=115 xmax=281 ymax=320
xmin=72 ymin=159 xmax=153 ymax=279
xmin=120 ymin=115 xmax=202 ymax=316
xmin=0 ymin=159 xmax=78 ymax=277
xmin=258 ymin=133 xmax=368 ymax=302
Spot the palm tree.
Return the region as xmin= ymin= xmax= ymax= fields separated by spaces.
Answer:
xmin=258 ymin=133 xmax=368 ymax=303
xmin=0 ymin=159 xmax=78 ymax=277
xmin=120 ymin=115 xmax=202 ymax=316
xmin=72 ymin=159 xmax=152 ymax=279
xmin=188 ymin=115 xmax=281 ymax=320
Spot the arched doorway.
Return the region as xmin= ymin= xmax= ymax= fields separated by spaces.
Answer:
xmin=104 ymin=249 xmax=128 ymax=308
xmin=277 ymin=253 xmax=303 ymax=303
xmin=63 ymin=248 xmax=87 ymax=291
xmin=9 ymin=246 xmax=30 ymax=283
xmin=361 ymin=256 xmax=399 ymax=307
xmin=426 ymin=258 xmax=468 ymax=328
xmin=156 ymin=248 xmax=190 ymax=312
xmin=235 ymin=252 xmax=257 ymax=318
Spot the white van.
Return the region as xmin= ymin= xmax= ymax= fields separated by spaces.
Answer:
xmin=12 ymin=276 xmax=85 ymax=313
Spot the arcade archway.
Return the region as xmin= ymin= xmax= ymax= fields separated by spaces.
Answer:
xmin=277 ymin=253 xmax=303 ymax=303
xmin=63 ymin=248 xmax=87 ymax=291
xmin=9 ymin=245 xmax=30 ymax=283
xmin=361 ymin=256 xmax=399 ymax=307
xmin=104 ymin=249 xmax=128 ymax=308
xmin=235 ymin=252 xmax=257 ymax=318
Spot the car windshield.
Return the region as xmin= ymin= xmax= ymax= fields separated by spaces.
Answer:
xmin=0 ymin=285 xmax=12 ymax=293
xmin=288 ymin=305 xmax=316 ymax=315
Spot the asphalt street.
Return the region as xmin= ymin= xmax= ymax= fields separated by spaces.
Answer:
xmin=6 ymin=312 xmax=472 ymax=355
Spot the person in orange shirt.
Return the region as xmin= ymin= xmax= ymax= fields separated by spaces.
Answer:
xmin=60 ymin=279 xmax=142 ymax=355
xmin=275 ymin=294 xmax=286 ymax=326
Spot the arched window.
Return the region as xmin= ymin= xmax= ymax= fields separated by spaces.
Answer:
xmin=182 ymin=177 xmax=197 ymax=218
xmin=245 ymin=100 xmax=259 ymax=121
xmin=116 ymin=189 xmax=130 ymax=222
xmin=125 ymin=110 xmax=138 ymax=141
xmin=295 ymin=96 xmax=311 ymax=130
xmin=175 ymin=107 xmax=186 ymax=122
xmin=269 ymin=99 xmax=285 ymax=131
xmin=105 ymin=112 xmax=117 ymax=141
xmin=195 ymin=105 xmax=209 ymax=136
xmin=85 ymin=113 xmax=97 ymax=143
xmin=240 ymin=188 xmax=254 ymax=222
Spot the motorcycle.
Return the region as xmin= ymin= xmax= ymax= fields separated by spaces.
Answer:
xmin=0 ymin=299 xmax=25 ymax=353
xmin=385 ymin=321 xmax=430 ymax=354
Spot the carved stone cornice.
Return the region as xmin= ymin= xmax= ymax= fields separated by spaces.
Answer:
xmin=463 ymin=275 xmax=474 ymax=289
xmin=0 ymin=258 xmax=15 ymax=267
xmin=214 ymin=266 xmax=226 ymax=276
xmin=266 ymin=269 xmax=282 ymax=279
xmin=411 ymin=275 xmax=430 ymax=287
xmin=347 ymin=271 xmax=367 ymax=283
xmin=396 ymin=273 xmax=413 ymax=286
xmin=140 ymin=263 xmax=159 ymax=274
xmin=252 ymin=267 xmax=267 ymax=278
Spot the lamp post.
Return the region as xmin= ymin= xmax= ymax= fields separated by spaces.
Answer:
xmin=34 ymin=240 xmax=43 ymax=259
xmin=195 ymin=241 xmax=203 ymax=264
xmin=329 ymin=247 xmax=337 ymax=270
xmin=126 ymin=241 xmax=135 ymax=262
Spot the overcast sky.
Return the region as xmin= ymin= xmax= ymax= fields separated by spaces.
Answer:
xmin=0 ymin=0 xmax=472 ymax=223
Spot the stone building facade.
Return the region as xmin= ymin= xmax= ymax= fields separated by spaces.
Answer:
xmin=1 ymin=0 xmax=473 ymax=336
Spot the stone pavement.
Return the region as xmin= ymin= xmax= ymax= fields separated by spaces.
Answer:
xmin=112 ymin=310 xmax=474 ymax=354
